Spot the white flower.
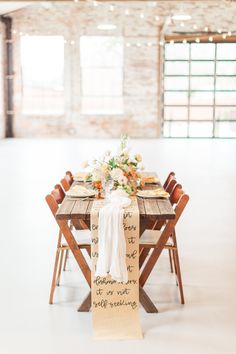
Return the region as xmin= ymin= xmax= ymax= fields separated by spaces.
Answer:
xmin=135 ymin=154 xmax=142 ymax=162
xmin=81 ymin=160 xmax=89 ymax=169
xmin=105 ymin=150 xmax=111 ymax=156
xmin=118 ymin=175 xmax=128 ymax=185
xmin=139 ymin=164 xmax=145 ymax=171
xmin=110 ymin=167 xmax=124 ymax=180
xmin=92 ymin=168 xmax=103 ymax=181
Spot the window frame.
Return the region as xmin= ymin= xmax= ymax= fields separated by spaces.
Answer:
xmin=162 ymin=42 xmax=236 ymax=138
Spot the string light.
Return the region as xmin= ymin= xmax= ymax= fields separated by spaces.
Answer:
xmin=217 ymin=28 xmax=222 ymax=33
xmin=125 ymin=9 xmax=129 ymax=16
xmin=180 ymin=22 xmax=185 ymax=27
xmin=222 ymin=34 xmax=227 ymax=39
xmin=70 ymin=40 xmax=75 ymax=45
xmin=170 ymin=40 xmax=175 ymax=44
xmin=209 ymin=36 xmax=213 ymax=42
xmin=136 ymin=42 xmax=141 ymax=47
xmin=140 ymin=13 xmax=145 ymax=19
xmin=195 ymin=38 xmax=200 ymax=43
xmin=204 ymin=27 xmax=208 ymax=32
xmin=228 ymin=31 xmax=232 ymax=36
xmin=147 ymin=42 xmax=152 ymax=47
xmin=93 ymin=1 xmax=98 ymax=7
xmin=74 ymin=0 xmax=79 ymax=2
xmin=183 ymin=39 xmax=187 ymax=44
xmin=154 ymin=16 xmax=159 ymax=21
xmin=126 ymin=42 xmax=131 ymax=47
xmin=159 ymin=40 xmax=164 ymax=46
xmin=193 ymin=24 xmax=197 ymax=30
xmin=109 ymin=5 xmax=114 ymax=12
xmin=12 ymin=30 xmax=17 ymax=34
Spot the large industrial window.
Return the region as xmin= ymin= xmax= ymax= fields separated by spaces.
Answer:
xmin=80 ymin=36 xmax=124 ymax=115
xmin=163 ymin=43 xmax=236 ymax=138
xmin=21 ymin=36 xmax=64 ymax=115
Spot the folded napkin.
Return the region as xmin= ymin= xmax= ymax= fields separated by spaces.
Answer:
xmin=95 ymin=189 xmax=131 ymax=283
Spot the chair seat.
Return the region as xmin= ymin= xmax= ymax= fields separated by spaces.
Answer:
xmin=140 ymin=230 xmax=173 ymax=247
xmin=62 ymin=229 xmax=91 ymax=247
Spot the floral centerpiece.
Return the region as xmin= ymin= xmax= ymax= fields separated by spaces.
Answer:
xmin=82 ymin=135 xmax=144 ymax=197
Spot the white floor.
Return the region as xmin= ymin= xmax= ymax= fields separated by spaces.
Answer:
xmin=0 ymin=138 xmax=236 ymax=354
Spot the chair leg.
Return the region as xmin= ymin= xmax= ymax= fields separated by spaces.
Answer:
xmin=56 ymin=249 xmax=64 ymax=286
xmin=63 ymin=249 xmax=69 ymax=271
xmin=49 ymin=248 xmax=61 ymax=304
xmin=173 ymin=250 xmax=185 ymax=304
xmin=168 ymin=248 xmax=173 ymax=273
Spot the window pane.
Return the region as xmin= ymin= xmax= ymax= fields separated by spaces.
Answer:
xmin=81 ymin=97 xmax=123 ymax=115
xmin=21 ymin=36 xmax=64 ymax=114
xmin=80 ymin=36 xmax=123 ymax=67
xmin=164 ymin=107 xmax=188 ymax=120
xmin=163 ymin=121 xmax=188 ymax=137
xmin=215 ymin=107 xmax=236 ymax=121
xmin=81 ymin=68 xmax=122 ymax=96
xmin=164 ymin=92 xmax=188 ymax=105
xmin=215 ymin=92 xmax=236 ymax=105
xmin=191 ymin=61 xmax=214 ymax=75
xmin=165 ymin=43 xmax=189 ymax=60
xmin=190 ymin=107 xmax=213 ymax=120
xmin=190 ymin=91 xmax=214 ymax=105
xmin=217 ymin=43 xmax=236 ymax=60
xmin=215 ymin=122 xmax=236 ymax=137
xmin=216 ymin=61 xmax=236 ymax=75
xmin=165 ymin=61 xmax=189 ymax=75
xmin=80 ymin=36 xmax=124 ymax=115
xmin=216 ymin=77 xmax=236 ymax=90
xmin=191 ymin=43 xmax=215 ymax=59
xmin=164 ymin=77 xmax=188 ymax=90
xmin=191 ymin=77 xmax=214 ymax=90
xmin=189 ymin=122 xmax=213 ymax=137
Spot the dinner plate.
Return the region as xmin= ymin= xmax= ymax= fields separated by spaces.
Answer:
xmin=66 ymin=185 xmax=95 ymax=198
xmin=137 ymin=189 xmax=169 ymax=199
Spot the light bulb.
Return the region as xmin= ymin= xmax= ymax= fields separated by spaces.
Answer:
xmin=222 ymin=34 xmax=227 ymax=39
xmin=180 ymin=22 xmax=185 ymax=27
xmin=217 ymin=28 xmax=222 ymax=34
xmin=228 ymin=31 xmax=232 ymax=36
xmin=170 ymin=40 xmax=174 ymax=44
xmin=136 ymin=42 xmax=141 ymax=47
xmin=193 ymin=24 xmax=197 ymax=30
xmin=183 ymin=39 xmax=187 ymax=44
xmin=125 ymin=9 xmax=129 ymax=16
xmin=196 ymin=38 xmax=200 ymax=43
xmin=209 ymin=36 xmax=213 ymax=42
xmin=126 ymin=42 xmax=131 ymax=47
xmin=147 ymin=42 xmax=152 ymax=47
xmin=140 ymin=13 xmax=144 ymax=19
xmin=159 ymin=40 xmax=164 ymax=46
xmin=155 ymin=16 xmax=159 ymax=21
xmin=204 ymin=27 xmax=208 ymax=32
xmin=110 ymin=5 xmax=114 ymax=12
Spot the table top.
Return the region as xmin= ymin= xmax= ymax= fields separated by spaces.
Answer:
xmin=56 ymin=172 xmax=175 ymax=221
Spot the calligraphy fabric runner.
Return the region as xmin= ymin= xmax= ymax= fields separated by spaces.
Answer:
xmin=91 ymin=197 xmax=143 ymax=340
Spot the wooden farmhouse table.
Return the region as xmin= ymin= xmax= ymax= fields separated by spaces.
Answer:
xmin=56 ymin=172 xmax=175 ymax=313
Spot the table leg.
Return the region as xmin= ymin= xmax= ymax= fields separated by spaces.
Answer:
xmin=78 ymin=291 xmax=91 ymax=312
xmin=139 ymin=286 xmax=158 ymax=313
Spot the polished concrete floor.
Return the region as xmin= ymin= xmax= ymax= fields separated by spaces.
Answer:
xmin=0 ymin=138 xmax=236 ymax=354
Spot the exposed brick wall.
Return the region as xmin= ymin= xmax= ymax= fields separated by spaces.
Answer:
xmin=4 ymin=1 xmax=236 ymax=138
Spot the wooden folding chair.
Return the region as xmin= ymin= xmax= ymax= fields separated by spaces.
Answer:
xmin=45 ymin=185 xmax=91 ymax=304
xmin=61 ymin=171 xmax=74 ymax=192
xmin=139 ymin=185 xmax=189 ymax=304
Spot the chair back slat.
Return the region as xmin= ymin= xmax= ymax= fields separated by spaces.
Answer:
xmin=163 ymin=172 xmax=175 ymax=190
xmin=165 ymin=178 xmax=177 ymax=194
xmin=61 ymin=171 xmax=73 ymax=192
xmin=51 ymin=184 xmax=65 ymax=204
